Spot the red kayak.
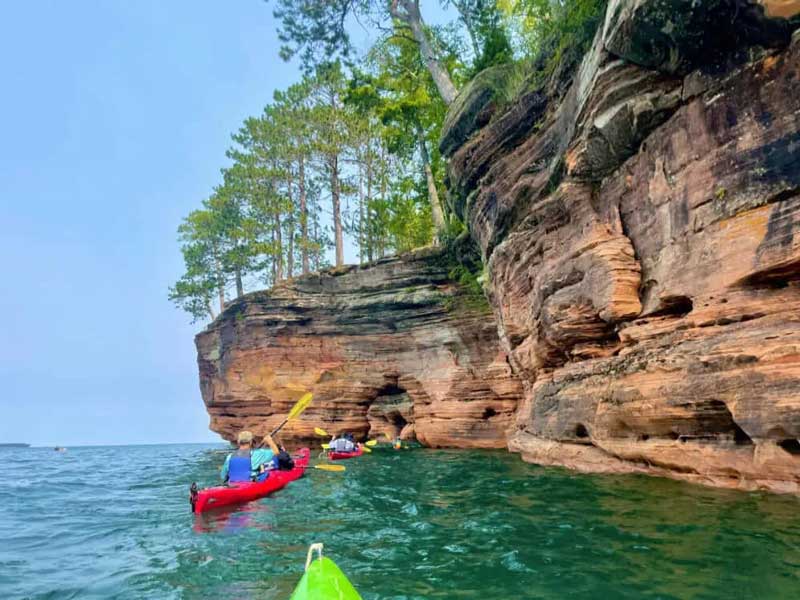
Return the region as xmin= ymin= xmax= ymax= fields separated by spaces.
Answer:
xmin=328 ymin=444 xmax=363 ymax=461
xmin=191 ymin=448 xmax=310 ymax=513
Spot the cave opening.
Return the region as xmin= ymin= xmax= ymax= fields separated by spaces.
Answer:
xmin=778 ymin=438 xmax=800 ymax=455
xmin=651 ymin=295 xmax=694 ymax=318
xmin=366 ymin=380 xmax=415 ymax=442
xmin=392 ymin=413 xmax=409 ymax=430
xmin=379 ymin=382 xmax=406 ymax=397
xmin=574 ymin=423 xmax=589 ymax=438
xmin=482 ymin=407 xmax=498 ymax=420
xmin=733 ymin=423 xmax=754 ymax=446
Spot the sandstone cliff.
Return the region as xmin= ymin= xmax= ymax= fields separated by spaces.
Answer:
xmin=196 ymin=0 xmax=800 ymax=494
xmin=441 ymin=0 xmax=800 ymax=493
xmin=196 ymin=249 xmax=523 ymax=448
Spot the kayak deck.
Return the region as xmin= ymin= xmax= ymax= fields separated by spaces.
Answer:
xmin=328 ymin=445 xmax=363 ymax=461
xmin=191 ymin=447 xmax=309 ymax=513
xmin=290 ymin=543 xmax=362 ymax=600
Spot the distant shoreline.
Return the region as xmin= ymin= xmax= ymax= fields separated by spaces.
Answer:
xmin=1 ymin=442 xmax=227 ymax=449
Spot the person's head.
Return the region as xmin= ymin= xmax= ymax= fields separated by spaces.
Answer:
xmin=237 ymin=430 xmax=254 ymax=449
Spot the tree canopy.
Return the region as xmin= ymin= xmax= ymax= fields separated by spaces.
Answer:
xmin=171 ymin=1 xmax=609 ymax=322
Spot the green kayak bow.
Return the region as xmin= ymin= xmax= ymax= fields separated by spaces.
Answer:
xmin=290 ymin=543 xmax=362 ymax=600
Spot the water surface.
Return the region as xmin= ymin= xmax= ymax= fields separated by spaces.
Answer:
xmin=1 ymin=444 xmax=798 ymax=599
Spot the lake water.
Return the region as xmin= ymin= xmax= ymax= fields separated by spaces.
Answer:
xmin=1 ymin=444 xmax=799 ymax=599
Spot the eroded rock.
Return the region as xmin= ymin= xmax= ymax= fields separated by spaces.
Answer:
xmin=196 ymin=249 xmax=523 ymax=449
xmin=443 ymin=2 xmax=800 ymax=493
xmin=603 ymin=0 xmax=797 ymax=74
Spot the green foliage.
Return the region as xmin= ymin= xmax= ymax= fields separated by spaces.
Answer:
xmin=490 ymin=60 xmax=533 ymax=112
xmin=435 ymin=223 xmax=490 ymax=312
xmin=500 ymin=0 xmax=608 ymax=79
xmin=172 ymin=1 xmax=615 ymax=323
xmin=270 ymin=0 xmax=381 ymax=68
xmin=452 ymin=1 xmax=515 ymax=74
xmin=444 ymin=263 xmax=489 ymax=312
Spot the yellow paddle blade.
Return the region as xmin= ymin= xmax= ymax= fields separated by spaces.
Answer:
xmin=314 ymin=427 xmax=329 ymax=437
xmin=321 ymin=443 xmax=330 ymax=449
xmin=365 ymin=440 xmax=378 ymax=447
xmin=361 ymin=445 xmax=372 ymax=453
xmin=287 ymin=392 xmax=313 ymax=420
xmin=314 ymin=464 xmax=345 ymax=472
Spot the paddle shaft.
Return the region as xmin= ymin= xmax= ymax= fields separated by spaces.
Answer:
xmin=270 ymin=417 xmax=290 ymax=437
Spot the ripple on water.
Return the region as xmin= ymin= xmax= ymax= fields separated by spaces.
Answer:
xmin=1 ymin=445 xmax=800 ymax=599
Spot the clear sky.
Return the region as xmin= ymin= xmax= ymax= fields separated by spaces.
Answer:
xmin=0 ymin=1 xmax=452 ymax=446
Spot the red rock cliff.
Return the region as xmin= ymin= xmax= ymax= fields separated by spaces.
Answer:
xmin=196 ymin=249 xmax=523 ymax=448
xmin=441 ymin=0 xmax=800 ymax=493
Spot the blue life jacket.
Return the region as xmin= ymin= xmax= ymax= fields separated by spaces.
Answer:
xmin=228 ymin=450 xmax=252 ymax=482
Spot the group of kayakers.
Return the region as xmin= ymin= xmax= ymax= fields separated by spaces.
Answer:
xmin=220 ymin=429 xmax=399 ymax=483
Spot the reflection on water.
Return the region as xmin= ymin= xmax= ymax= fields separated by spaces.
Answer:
xmin=0 ymin=445 xmax=798 ymax=599
xmin=193 ymin=500 xmax=275 ymax=534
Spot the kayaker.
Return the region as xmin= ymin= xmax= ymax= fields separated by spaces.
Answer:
xmin=221 ymin=430 xmax=279 ymax=483
xmin=329 ymin=433 xmax=356 ymax=453
xmin=273 ymin=442 xmax=295 ymax=470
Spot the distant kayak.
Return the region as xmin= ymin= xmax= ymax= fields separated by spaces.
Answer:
xmin=290 ymin=543 xmax=362 ymax=600
xmin=190 ymin=448 xmax=309 ymax=513
xmin=328 ymin=444 xmax=363 ymax=461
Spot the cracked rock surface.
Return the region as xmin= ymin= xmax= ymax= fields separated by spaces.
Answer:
xmin=442 ymin=0 xmax=800 ymax=493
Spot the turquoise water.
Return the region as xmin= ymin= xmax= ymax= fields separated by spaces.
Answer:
xmin=2 ymin=444 xmax=799 ymax=599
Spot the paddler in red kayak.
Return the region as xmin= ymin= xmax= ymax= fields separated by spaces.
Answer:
xmin=329 ymin=432 xmax=357 ymax=453
xmin=221 ymin=430 xmax=280 ymax=483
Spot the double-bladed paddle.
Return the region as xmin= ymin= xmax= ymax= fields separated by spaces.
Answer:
xmin=313 ymin=464 xmax=346 ymax=472
xmin=269 ymin=392 xmax=314 ymax=437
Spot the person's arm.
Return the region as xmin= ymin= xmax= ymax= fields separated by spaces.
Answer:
xmin=220 ymin=454 xmax=231 ymax=482
xmin=263 ymin=434 xmax=279 ymax=455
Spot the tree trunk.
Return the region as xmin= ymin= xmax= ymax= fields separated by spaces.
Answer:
xmin=299 ymin=155 xmax=309 ymax=274
xmin=313 ymin=217 xmax=320 ymax=271
xmin=271 ymin=225 xmax=277 ymax=284
xmin=330 ymin=154 xmax=344 ymax=266
xmin=358 ymin=160 xmax=364 ymax=264
xmin=287 ymin=166 xmax=294 ymax=278
xmin=365 ymin=150 xmax=373 ymax=264
xmin=215 ymin=258 xmax=225 ymax=314
xmin=206 ymin=300 xmax=216 ymax=322
xmin=235 ymin=267 xmax=244 ymax=298
xmin=391 ymin=0 xmax=458 ymax=105
xmin=415 ymin=122 xmax=446 ymax=241
xmin=452 ymin=0 xmax=481 ymax=59
xmin=274 ymin=212 xmax=283 ymax=282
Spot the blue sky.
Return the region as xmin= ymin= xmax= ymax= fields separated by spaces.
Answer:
xmin=0 ymin=1 xmax=452 ymax=446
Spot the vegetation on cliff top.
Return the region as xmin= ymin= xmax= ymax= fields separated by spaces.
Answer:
xmin=170 ymin=1 xmax=608 ymax=322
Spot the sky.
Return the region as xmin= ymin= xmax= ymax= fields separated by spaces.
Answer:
xmin=0 ymin=1 xmax=453 ymax=446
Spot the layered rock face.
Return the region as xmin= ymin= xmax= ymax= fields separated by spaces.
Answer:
xmin=196 ymin=250 xmax=523 ymax=448
xmin=442 ymin=0 xmax=800 ymax=492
